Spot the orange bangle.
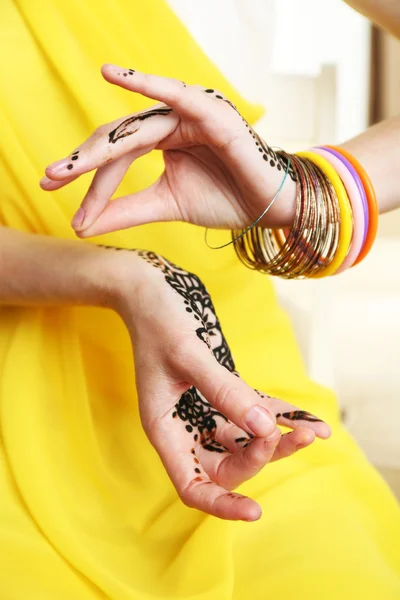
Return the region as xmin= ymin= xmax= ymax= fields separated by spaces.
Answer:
xmin=326 ymin=145 xmax=378 ymax=266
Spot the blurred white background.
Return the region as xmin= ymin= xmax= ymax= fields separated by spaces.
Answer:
xmin=169 ymin=0 xmax=400 ymax=494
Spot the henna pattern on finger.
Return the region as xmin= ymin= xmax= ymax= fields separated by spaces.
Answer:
xmin=108 ymin=107 xmax=173 ymax=144
xmin=255 ymin=389 xmax=323 ymax=426
xmin=276 ymin=410 xmax=322 ymax=423
xmin=67 ymin=150 xmax=79 ymax=171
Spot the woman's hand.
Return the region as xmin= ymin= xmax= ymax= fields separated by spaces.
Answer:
xmin=108 ymin=247 xmax=331 ymax=521
xmin=41 ymin=64 xmax=297 ymax=237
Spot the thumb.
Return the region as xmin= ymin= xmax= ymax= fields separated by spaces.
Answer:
xmin=179 ymin=344 xmax=276 ymax=438
xmin=77 ymin=176 xmax=178 ymax=238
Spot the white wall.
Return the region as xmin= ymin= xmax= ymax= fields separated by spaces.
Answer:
xmin=168 ymin=0 xmax=371 ymax=142
xmin=272 ymin=0 xmax=371 ymax=141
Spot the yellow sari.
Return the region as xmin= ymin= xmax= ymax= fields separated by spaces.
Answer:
xmin=0 ymin=1 xmax=399 ymax=598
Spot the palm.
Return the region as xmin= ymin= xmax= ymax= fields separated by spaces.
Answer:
xmin=160 ymin=145 xmax=252 ymax=230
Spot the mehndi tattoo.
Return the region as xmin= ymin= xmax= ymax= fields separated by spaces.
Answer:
xmin=204 ymin=89 xmax=297 ymax=181
xmin=108 ymin=107 xmax=173 ymax=144
xmin=276 ymin=410 xmax=322 ymax=423
xmin=137 ymin=251 xmax=234 ymax=463
xmin=98 ymin=246 xmax=323 ymax=476
xmin=67 ymin=150 xmax=79 ymax=171
xmin=108 ymin=73 xmax=296 ymax=180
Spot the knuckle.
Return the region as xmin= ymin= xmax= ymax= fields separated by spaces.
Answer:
xmin=168 ymin=340 xmax=199 ymax=375
xmin=171 ymin=339 xmax=195 ymax=365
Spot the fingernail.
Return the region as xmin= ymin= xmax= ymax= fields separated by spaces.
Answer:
xmin=72 ymin=207 xmax=85 ymax=229
xmin=245 ymin=405 xmax=275 ymax=437
xmin=46 ymin=159 xmax=69 ymax=174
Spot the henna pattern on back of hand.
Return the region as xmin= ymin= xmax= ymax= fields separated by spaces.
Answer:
xmin=98 ymin=246 xmax=324 ymax=473
xmin=137 ymin=251 xmax=236 ymax=458
xmin=204 ymin=89 xmax=297 ymax=182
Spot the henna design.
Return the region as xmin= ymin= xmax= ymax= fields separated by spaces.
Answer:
xmin=204 ymin=88 xmax=296 ymax=182
xmin=97 ymin=246 xmax=323 ymax=472
xmin=118 ymin=69 xmax=135 ymax=77
xmin=276 ymin=410 xmax=322 ymax=423
xmin=67 ymin=150 xmax=79 ymax=171
xmin=255 ymin=390 xmax=321 ymax=424
xmin=138 ymin=251 xmax=238 ymax=461
xmin=108 ymin=107 xmax=173 ymax=144
xmin=98 ymin=246 xmax=234 ymax=470
xmin=137 ymin=251 xmax=235 ymax=372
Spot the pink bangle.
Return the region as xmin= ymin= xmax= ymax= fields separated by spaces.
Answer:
xmin=311 ymin=146 xmax=365 ymax=273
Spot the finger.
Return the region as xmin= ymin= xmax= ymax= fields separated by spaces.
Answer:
xmin=207 ymin=426 xmax=315 ymax=490
xmin=40 ymin=173 xmax=79 ymax=191
xmin=71 ymin=152 xmax=134 ymax=231
xmin=102 ymin=64 xmax=213 ymax=122
xmin=212 ymin=419 xmax=252 ymax=454
xmin=198 ymin=427 xmax=282 ymax=490
xmin=75 ymin=178 xmax=176 ymax=238
xmin=270 ymin=427 xmax=315 ymax=462
xmin=256 ymin=390 xmax=332 ymax=440
xmin=149 ymin=411 xmax=262 ymax=521
xmin=45 ymin=105 xmax=179 ymax=181
xmin=177 ymin=343 xmax=276 ymax=438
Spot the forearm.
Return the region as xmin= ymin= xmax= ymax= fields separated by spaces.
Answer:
xmin=340 ymin=114 xmax=400 ymax=214
xmin=0 ymin=227 xmax=125 ymax=308
xmin=275 ymin=114 xmax=400 ymax=225
xmin=344 ymin=0 xmax=400 ymax=38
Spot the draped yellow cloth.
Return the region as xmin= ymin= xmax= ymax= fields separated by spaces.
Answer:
xmin=0 ymin=1 xmax=399 ymax=598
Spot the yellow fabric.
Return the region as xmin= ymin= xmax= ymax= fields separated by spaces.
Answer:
xmin=0 ymin=1 xmax=399 ymax=598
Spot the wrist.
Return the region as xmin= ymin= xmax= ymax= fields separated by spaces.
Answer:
xmin=93 ymin=246 xmax=140 ymax=312
xmin=95 ymin=247 xmax=156 ymax=325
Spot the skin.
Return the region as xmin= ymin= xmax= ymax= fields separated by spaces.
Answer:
xmin=2 ymin=0 xmax=399 ymax=520
xmin=41 ymin=64 xmax=400 ymax=237
xmin=345 ymin=0 xmax=400 ymax=38
xmin=0 ymin=228 xmax=330 ymax=521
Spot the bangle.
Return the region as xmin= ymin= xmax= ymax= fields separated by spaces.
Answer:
xmin=311 ymin=146 xmax=365 ymax=273
xmin=326 ymin=146 xmax=378 ymax=266
xmin=233 ymin=153 xmax=340 ymax=277
xmin=296 ymin=150 xmax=353 ymax=277
xmin=230 ymin=141 xmax=377 ymax=278
xmin=319 ymin=146 xmax=369 ymax=247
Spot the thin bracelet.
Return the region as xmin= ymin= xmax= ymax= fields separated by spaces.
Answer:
xmin=326 ymin=146 xmax=378 ymax=266
xmin=297 ymin=150 xmax=353 ymax=277
xmin=204 ymin=157 xmax=291 ymax=250
xmin=312 ymin=147 xmax=365 ymax=273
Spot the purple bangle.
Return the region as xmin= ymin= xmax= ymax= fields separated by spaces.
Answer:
xmin=317 ymin=146 xmax=369 ymax=246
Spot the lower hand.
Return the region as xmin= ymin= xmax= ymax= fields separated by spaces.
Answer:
xmin=108 ymin=247 xmax=331 ymax=521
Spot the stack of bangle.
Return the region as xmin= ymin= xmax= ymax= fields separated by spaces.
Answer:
xmin=232 ymin=146 xmax=378 ymax=278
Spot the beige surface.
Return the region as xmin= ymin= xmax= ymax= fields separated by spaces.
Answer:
xmin=379 ymin=468 xmax=400 ymax=501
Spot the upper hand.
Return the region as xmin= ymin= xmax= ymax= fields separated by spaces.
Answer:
xmin=108 ymin=247 xmax=331 ymax=521
xmin=41 ymin=64 xmax=297 ymax=237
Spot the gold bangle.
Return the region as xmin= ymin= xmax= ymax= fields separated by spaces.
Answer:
xmin=296 ymin=150 xmax=353 ymax=277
